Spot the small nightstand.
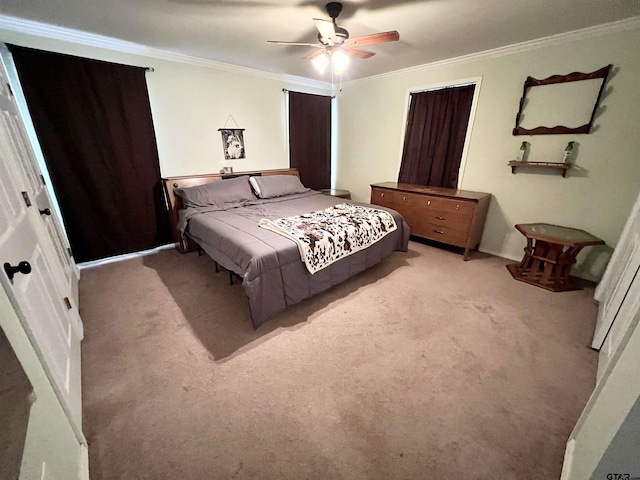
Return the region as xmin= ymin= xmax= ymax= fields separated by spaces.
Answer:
xmin=320 ymin=188 xmax=351 ymax=199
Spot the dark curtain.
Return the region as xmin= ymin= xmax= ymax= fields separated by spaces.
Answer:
xmin=398 ymin=84 xmax=475 ymax=188
xmin=8 ymin=45 xmax=171 ymax=262
xmin=288 ymin=91 xmax=332 ymax=190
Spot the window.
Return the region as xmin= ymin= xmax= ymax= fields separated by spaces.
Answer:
xmin=288 ymin=91 xmax=332 ymax=190
xmin=398 ymin=82 xmax=477 ymax=188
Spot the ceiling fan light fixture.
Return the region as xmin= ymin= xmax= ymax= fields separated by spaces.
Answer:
xmin=311 ymin=51 xmax=330 ymax=74
xmin=331 ymin=49 xmax=350 ymax=75
xmin=268 ymin=3 xmax=400 ymax=78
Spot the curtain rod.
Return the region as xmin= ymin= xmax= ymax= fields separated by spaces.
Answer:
xmin=410 ymin=82 xmax=475 ymax=95
xmin=5 ymin=43 xmax=155 ymax=73
xmin=282 ymin=88 xmax=335 ymax=99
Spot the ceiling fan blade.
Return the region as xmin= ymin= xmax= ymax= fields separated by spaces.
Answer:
xmin=267 ymin=41 xmax=323 ymax=47
xmin=345 ymin=47 xmax=376 ymax=59
xmin=346 ymin=30 xmax=400 ymax=46
xmin=313 ymin=18 xmax=337 ymax=42
xmin=304 ymin=49 xmax=328 ymax=60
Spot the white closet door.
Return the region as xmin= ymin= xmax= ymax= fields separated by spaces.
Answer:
xmin=595 ymin=232 xmax=640 ymax=379
xmin=591 ymin=195 xmax=640 ymax=350
xmin=0 ymin=53 xmax=81 ymax=315
xmin=0 ymin=58 xmax=83 ymax=440
xmin=0 ymin=53 xmax=81 ymax=314
xmin=592 ymin=193 xmax=640 ymax=349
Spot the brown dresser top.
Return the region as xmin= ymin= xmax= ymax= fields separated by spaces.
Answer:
xmin=371 ymin=182 xmax=490 ymax=201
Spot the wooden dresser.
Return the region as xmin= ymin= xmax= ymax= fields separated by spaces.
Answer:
xmin=370 ymin=182 xmax=491 ymax=260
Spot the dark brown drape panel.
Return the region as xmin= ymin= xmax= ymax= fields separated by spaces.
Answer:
xmin=398 ymin=84 xmax=475 ymax=188
xmin=288 ymin=91 xmax=331 ymax=190
xmin=8 ymin=45 xmax=171 ymax=262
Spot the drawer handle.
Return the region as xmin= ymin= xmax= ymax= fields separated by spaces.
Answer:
xmin=427 ymin=200 xmax=431 ymax=206
xmin=436 ymin=216 xmax=446 ymax=220
xmin=433 ymin=230 xmax=444 ymax=234
xmin=380 ymin=193 xmax=384 ymax=198
xmin=456 ymin=204 xmax=460 ymax=210
xmin=402 ymin=196 xmax=406 ymax=201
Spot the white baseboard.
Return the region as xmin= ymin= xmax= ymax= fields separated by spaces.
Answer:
xmin=79 ymin=444 xmax=89 ymax=480
xmin=560 ymin=438 xmax=576 ymax=480
xmin=78 ymin=243 xmax=174 ymax=270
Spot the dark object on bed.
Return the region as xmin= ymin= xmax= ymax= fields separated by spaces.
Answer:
xmin=162 ymin=169 xmax=409 ymax=328
xmin=222 ymin=172 xmax=260 ymax=180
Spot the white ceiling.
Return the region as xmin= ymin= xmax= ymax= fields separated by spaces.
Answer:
xmin=1 ymin=0 xmax=640 ymax=81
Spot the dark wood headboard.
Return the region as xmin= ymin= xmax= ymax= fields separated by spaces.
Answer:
xmin=162 ymin=168 xmax=300 ymax=252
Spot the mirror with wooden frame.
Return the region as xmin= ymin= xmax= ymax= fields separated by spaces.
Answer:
xmin=513 ymin=65 xmax=612 ymax=135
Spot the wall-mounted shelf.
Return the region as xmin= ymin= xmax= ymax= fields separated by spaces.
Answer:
xmin=508 ymin=161 xmax=573 ymax=177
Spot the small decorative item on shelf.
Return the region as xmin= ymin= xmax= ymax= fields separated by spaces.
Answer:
xmin=562 ymin=141 xmax=575 ymax=163
xmin=516 ymin=141 xmax=529 ymax=161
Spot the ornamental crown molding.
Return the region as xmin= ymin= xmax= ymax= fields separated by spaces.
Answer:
xmin=351 ymin=15 xmax=640 ymax=84
xmin=0 ymin=14 xmax=330 ymax=91
xmin=1 ymin=13 xmax=639 ymax=86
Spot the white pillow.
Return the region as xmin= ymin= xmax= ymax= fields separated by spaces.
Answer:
xmin=249 ymin=176 xmax=262 ymax=197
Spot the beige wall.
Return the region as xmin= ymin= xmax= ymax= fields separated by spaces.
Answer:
xmin=2 ymin=26 xmax=639 ymax=280
xmin=0 ymin=29 xmax=330 ymax=178
xmin=336 ymin=26 xmax=640 ymax=280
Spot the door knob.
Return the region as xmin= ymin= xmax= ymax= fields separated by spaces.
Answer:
xmin=39 ymin=208 xmax=51 ymax=216
xmin=4 ymin=261 xmax=32 ymax=281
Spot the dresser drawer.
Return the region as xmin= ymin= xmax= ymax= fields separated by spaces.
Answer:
xmin=420 ymin=223 xmax=468 ymax=247
xmin=392 ymin=203 xmax=416 ymax=228
xmin=422 ymin=210 xmax=472 ymax=230
xmin=392 ymin=191 xmax=424 ymax=206
xmin=441 ymin=198 xmax=475 ymax=215
xmin=415 ymin=195 xmax=443 ymax=211
xmin=414 ymin=213 xmax=470 ymax=237
xmin=370 ymin=188 xmax=394 ymax=207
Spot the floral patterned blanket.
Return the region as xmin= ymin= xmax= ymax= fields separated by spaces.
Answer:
xmin=259 ymin=203 xmax=397 ymax=274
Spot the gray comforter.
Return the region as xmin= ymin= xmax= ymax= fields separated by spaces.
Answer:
xmin=179 ymin=191 xmax=410 ymax=328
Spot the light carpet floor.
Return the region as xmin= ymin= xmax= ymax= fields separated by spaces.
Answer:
xmin=79 ymin=240 xmax=598 ymax=480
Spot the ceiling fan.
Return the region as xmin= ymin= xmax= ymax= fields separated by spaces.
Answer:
xmin=267 ymin=2 xmax=400 ymax=75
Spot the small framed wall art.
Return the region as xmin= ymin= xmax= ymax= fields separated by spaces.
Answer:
xmin=219 ymin=128 xmax=246 ymax=160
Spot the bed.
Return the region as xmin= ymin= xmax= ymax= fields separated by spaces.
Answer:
xmin=162 ymin=168 xmax=410 ymax=328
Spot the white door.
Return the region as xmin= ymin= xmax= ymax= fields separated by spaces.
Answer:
xmin=595 ymin=232 xmax=640 ymax=380
xmin=592 ymin=192 xmax=640 ymax=350
xmin=0 ymin=59 xmax=84 ymax=441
